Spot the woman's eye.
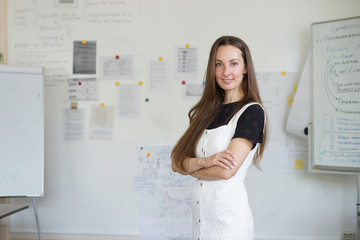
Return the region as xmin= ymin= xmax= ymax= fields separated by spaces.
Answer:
xmin=215 ymin=63 xmax=222 ymax=67
xmin=231 ymin=62 xmax=238 ymax=66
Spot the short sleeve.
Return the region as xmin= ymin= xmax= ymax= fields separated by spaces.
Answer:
xmin=232 ymin=104 xmax=265 ymax=147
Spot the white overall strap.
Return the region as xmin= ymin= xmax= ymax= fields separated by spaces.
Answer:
xmin=228 ymin=102 xmax=263 ymax=126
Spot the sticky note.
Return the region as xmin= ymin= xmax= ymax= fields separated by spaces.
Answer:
xmin=70 ymin=102 xmax=78 ymax=110
xmin=115 ymin=81 xmax=120 ymax=86
xmin=100 ymin=103 xmax=105 ymax=107
xmin=293 ymin=84 xmax=298 ymax=95
xmin=82 ymin=40 xmax=87 ymax=45
xmin=185 ymin=44 xmax=190 ymax=48
xmin=287 ymin=96 xmax=294 ymax=107
xmin=139 ymin=81 xmax=143 ymax=86
xmin=158 ymin=57 xmax=163 ymax=61
xmin=147 ymin=153 xmax=151 ymax=157
xmin=294 ymin=159 xmax=304 ymax=169
xmin=281 ymin=71 xmax=286 ymax=76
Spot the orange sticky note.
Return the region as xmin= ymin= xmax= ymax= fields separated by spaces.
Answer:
xmin=100 ymin=103 xmax=105 ymax=107
xmin=147 ymin=153 xmax=151 ymax=157
xmin=82 ymin=40 xmax=87 ymax=45
xmin=281 ymin=71 xmax=286 ymax=76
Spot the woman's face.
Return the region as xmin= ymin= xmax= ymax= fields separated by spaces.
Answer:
xmin=215 ymin=45 xmax=247 ymax=99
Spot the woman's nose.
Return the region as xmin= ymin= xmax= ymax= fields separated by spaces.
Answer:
xmin=223 ymin=65 xmax=231 ymax=76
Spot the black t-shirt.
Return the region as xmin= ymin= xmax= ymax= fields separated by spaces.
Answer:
xmin=207 ymin=101 xmax=264 ymax=147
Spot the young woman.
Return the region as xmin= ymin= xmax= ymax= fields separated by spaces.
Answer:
xmin=171 ymin=36 xmax=268 ymax=240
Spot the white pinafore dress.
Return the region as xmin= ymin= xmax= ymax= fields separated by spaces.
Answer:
xmin=192 ymin=103 xmax=262 ymax=240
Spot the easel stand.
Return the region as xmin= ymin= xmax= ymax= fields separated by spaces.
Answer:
xmin=31 ymin=197 xmax=42 ymax=240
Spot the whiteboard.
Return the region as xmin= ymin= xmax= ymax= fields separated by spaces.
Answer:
xmin=0 ymin=65 xmax=44 ymax=197
xmin=311 ymin=16 xmax=360 ymax=171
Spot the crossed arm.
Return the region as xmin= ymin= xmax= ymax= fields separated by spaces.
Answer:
xmin=171 ymin=137 xmax=253 ymax=181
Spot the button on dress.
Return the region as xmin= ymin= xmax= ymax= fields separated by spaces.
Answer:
xmin=192 ymin=103 xmax=262 ymax=240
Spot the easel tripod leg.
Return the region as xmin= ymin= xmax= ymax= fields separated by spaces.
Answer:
xmin=31 ymin=197 xmax=42 ymax=240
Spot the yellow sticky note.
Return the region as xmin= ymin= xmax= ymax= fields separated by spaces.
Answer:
xmin=281 ymin=71 xmax=286 ymax=76
xmin=185 ymin=44 xmax=190 ymax=48
xmin=139 ymin=81 xmax=143 ymax=86
xmin=82 ymin=40 xmax=87 ymax=45
xmin=115 ymin=81 xmax=120 ymax=86
xmin=293 ymin=84 xmax=298 ymax=95
xmin=100 ymin=103 xmax=105 ymax=107
xmin=158 ymin=57 xmax=163 ymax=61
xmin=294 ymin=159 xmax=304 ymax=169
xmin=287 ymin=96 xmax=294 ymax=107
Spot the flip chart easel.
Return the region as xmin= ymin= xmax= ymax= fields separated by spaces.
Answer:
xmin=0 ymin=64 xmax=44 ymax=240
xmin=310 ymin=15 xmax=360 ymax=238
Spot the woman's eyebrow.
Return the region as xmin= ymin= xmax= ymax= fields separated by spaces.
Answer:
xmin=215 ymin=58 xmax=240 ymax=62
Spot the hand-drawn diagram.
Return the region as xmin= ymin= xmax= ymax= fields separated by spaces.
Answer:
xmin=324 ymin=61 xmax=360 ymax=114
xmin=134 ymin=145 xmax=194 ymax=240
xmin=68 ymin=77 xmax=98 ymax=101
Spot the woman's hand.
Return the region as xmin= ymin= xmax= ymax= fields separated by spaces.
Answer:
xmin=201 ymin=150 xmax=237 ymax=170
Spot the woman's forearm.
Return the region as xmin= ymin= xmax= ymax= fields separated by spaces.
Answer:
xmin=172 ymin=157 xmax=205 ymax=175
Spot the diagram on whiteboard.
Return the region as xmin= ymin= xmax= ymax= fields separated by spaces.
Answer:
xmin=134 ymin=145 xmax=194 ymax=240
xmin=312 ymin=17 xmax=360 ymax=170
xmin=316 ymin=114 xmax=360 ymax=165
xmin=324 ymin=61 xmax=360 ymax=114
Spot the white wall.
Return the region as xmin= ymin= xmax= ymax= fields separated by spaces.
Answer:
xmin=5 ymin=0 xmax=360 ymax=239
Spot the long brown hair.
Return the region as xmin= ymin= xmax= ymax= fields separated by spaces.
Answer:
xmin=171 ymin=36 xmax=268 ymax=171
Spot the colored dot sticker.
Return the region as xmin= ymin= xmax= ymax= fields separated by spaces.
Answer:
xmin=158 ymin=57 xmax=163 ymax=61
xmin=185 ymin=44 xmax=190 ymax=48
xmin=139 ymin=81 xmax=143 ymax=86
xmin=82 ymin=40 xmax=87 ymax=44
xmin=281 ymin=71 xmax=286 ymax=76
xmin=100 ymin=103 xmax=105 ymax=107
xmin=115 ymin=81 xmax=120 ymax=86
xmin=147 ymin=153 xmax=151 ymax=157
xmin=181 ymin=81 xmax=186 ymax=85
xmin=78 ymin=82 xmax=82 ymax=86
xmin=145 ymin=98 xmax=149 ymax=102
xmin=115 ymin=55 xmax=119 ymax=59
